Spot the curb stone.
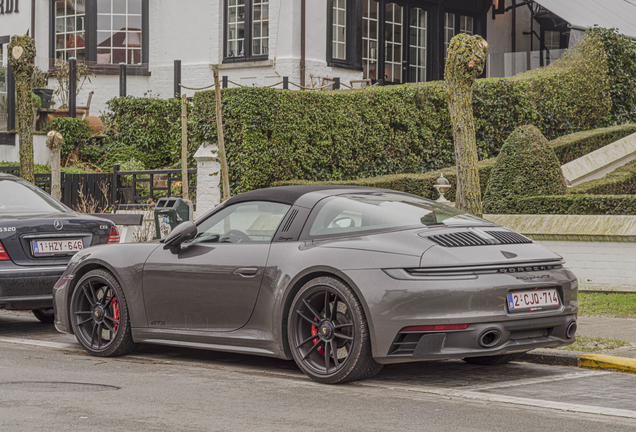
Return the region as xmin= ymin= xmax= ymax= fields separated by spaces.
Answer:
xmin=519 ymin=349 xmax=636 ymax=373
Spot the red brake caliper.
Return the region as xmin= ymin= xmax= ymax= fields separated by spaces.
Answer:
xmin=311 ymin=317 xmax=325 ymax=355
xmin=112 ymin=297 xmax=120 ymax=331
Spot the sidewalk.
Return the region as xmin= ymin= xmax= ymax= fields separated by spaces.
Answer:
xmin=520 ymin=316 xmax=636 ymax=372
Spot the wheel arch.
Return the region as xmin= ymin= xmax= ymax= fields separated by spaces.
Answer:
xmin=64 ymin=261 xmax=127 ymax=334
xmin=279 ymin=266 xmax=376 ymax=360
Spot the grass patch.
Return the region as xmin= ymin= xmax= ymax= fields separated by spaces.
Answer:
xmin=556 ymin=336 xmax=634 ymax=352
xmin=579 ymin=292 xmax=636 ymax=318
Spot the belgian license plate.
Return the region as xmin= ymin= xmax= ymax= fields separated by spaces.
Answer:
xmin=32 ymin=239 xmax=84 ymax=255
xmin=507 ymin=289 xmax=560 ymax=312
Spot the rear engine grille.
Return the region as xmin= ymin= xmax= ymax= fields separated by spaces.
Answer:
xmin=428 ymin=232 xmax=491 ymax=248
xmin=485 ymin=231 xmax=532 ymax=245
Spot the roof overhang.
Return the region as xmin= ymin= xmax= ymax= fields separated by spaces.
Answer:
xmin=533 ymin=0 xmax=636 ymax=40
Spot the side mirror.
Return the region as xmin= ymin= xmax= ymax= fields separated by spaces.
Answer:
xmin=162 ymin=221 xmax=197 ymax=249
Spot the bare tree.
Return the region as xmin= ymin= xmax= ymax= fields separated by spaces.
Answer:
xmin=445 ymin=33 xmax=489 ymax=216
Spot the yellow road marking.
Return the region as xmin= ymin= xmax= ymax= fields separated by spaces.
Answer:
xmin=580 ymin=354 xmax=636 ymax=374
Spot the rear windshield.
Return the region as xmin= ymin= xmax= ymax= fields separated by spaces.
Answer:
xmin=0 ymin=179 xmax=69 ymax=215
xmin=308 ymin=192 xmax=488 ymax=237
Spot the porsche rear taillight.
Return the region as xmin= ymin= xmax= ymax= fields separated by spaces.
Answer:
xmin=107 ymin=226 xmax=120 ymax=244
xmin=0 ymin=240 xmax=11 ymax=261
xmin=401 ymin=324 xmax=469 ymax=332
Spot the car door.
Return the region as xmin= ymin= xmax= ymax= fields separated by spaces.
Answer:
xmin=142 ymin=201 xmax=290 ymax=332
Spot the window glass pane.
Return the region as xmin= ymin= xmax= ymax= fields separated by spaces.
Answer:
xmin=408 ymin=7 xmax=426 ymax=82
xmin=129 ymin=0 xmax=142 ymax=14
xmin=113 ymin=0 xmax=126 ymax=14
xmin=192 ymin=202 xmax=290 ymax=244
xmin=332 ymin=0 xmax=346 ymax=60
xmin=384 ymin=3 xmax=402 ymax=83
xmin=228 ymin=0 xmax=246 ymax=57
xmin=97 ymin=0 xmax=111 ymax=13
xmin=252 ymin=0 xmax=269 ymax=57
xmin=0 ymin=180 xmax=70 ymax=215
xmin=113 ymin=15 xmax=126 ymax=31
xmin=309 ymin=193 xmax=482 ymax=238
xmin=94 ymin=0 xmax=144 ymax=64
xmin=128 ymin=15 xmax=142 ymax=30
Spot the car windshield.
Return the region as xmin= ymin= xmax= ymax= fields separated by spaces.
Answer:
xmin=309 ymin=192 xmax=489 ymax=237
xmin=0 ymin=179 xmax=69 ymax=215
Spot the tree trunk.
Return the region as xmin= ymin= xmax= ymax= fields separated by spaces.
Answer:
xmin=8 ymin=35 xmax=36 ymax=184
xmin=444 ymin=34 xmax=489 ymax=217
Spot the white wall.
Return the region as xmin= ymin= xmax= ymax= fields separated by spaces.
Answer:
xmin=23 ymin=0 xmax=362 ymax=116
xmin=0 ymin=134 xmax=50 ymax=165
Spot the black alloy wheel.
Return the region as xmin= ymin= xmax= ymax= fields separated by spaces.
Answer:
xmin=32 ymin=308 xmax=55 ymax=324
xmin=288 ymin=276 xmax=382 ymax=384
xmin=70 ymin=269 xmax=137 ymax=357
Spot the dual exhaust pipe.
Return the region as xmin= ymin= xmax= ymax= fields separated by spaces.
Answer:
xmin=478 ymin=321 xmax=577 ymax=348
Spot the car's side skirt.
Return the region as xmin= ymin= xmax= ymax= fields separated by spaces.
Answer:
xmin=132 ymin=328 xmax=289 ymax=360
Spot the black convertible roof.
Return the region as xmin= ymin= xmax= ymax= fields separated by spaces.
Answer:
xmin=223 ymin=185 xmax=376 ymax=206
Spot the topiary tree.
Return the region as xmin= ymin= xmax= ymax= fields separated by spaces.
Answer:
xmin=8 ymin=35 xmax=36 ymax=184
xmin=445 ymin=33 xmax=489 ymax=217
xmin=482 ymin=125 xmax=568 ymax=214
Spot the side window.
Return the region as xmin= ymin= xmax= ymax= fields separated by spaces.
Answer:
xmin=192 ymin=201 xmax=290 ymax=244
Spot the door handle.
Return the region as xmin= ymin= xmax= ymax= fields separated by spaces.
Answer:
xmin=234 ymin=267 xmax=258 ymax=277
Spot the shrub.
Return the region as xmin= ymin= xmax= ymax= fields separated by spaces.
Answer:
xmin=586 ymin=27 xmax=636 ymax=125
xmin=274 ymin=158 xmax=497 ymax=202
xmin=192 ymin=34 xmax=609 ymax=194
xmin=48 ymin=117 xmax=96 ymax=165
xmin=100 ymin=96 xmax=197 ymax=170
xmin=551 ymin=123 xmax=636 ymax=164
xmin=512 ymin=195 xmax=636 ymax=215
xmin=571 ymin=158 xmax=636 ymax=195
xmin=483 ymin=126 xmax=567 ymax=214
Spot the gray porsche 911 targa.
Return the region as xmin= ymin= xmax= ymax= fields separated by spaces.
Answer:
xmin=52 ymin=185 xmax=577 ymax=384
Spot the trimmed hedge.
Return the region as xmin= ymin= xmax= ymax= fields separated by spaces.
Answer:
xmin=274 ymin=159 xmax=497 ymax=202
xmin=192 ymin=33 xmax=609 ymax=194
xmin=483 ymin=125 xmax=567 ymax=214
xmin=587 ymin=27 xmax=636 ymax=125
xmin=513 ymin=195 xmax=636 ymax=215
xmin=571 ymin=158 xmax=636 ymax=195
xmin=100 ymin=96 xmax=197 ymax=170
xmin=551 ymin=123 xmax=636 ymax=164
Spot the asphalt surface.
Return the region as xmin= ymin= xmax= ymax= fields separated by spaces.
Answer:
xmin=2 ymin=311 xmax=636 ymax=431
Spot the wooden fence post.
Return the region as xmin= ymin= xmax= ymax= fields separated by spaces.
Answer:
xmin=213 ymin=66 xmax=231 ymax=201
xmin=181 ymin=93 xmax=189 ymax=199
xmin=46 ymin=131 xmax=63 ymax=200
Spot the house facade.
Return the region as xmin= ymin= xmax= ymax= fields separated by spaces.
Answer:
xmin=1 ymin=0 xmax=635 ymax=145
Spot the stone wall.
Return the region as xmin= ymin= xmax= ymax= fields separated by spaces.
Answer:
xmin=486 ymin=214 xmax=636 ymax=292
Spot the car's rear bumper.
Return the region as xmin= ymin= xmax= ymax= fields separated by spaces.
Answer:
xmin=0 ymin=264 xmax=67 ymax=310
xmin=380 ymin=314 xmax=576 ymax=364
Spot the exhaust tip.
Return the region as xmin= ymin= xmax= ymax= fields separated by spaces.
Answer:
xmin=479 ymin=329 xmax=502 ymax=348
xmin=566 ymin=321 xmax=577 ymax=339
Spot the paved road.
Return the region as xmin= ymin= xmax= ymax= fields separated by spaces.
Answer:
xmin=2 ymin=311 xmax=636 ymax=431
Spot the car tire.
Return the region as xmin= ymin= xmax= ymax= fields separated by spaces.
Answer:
xmin=287 ymin=276 xmax=383 ymax=384
xmin=32 ymin=308 xmax=55 ymax=324
xmin=462 ymin=352 xmax=527 ymax=365
xmin=70 ymin=269 xmax=138 ymax=357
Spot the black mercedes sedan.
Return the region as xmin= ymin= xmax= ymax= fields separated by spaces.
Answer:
xmin=0 ymin=173 xmax=118 ymax=323
xmin=53 ymin=185 xmax=577 ymax=384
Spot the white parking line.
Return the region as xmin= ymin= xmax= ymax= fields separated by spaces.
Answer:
xmin=0 ymin=337 xmax=79 ymax=351
xmin=2 ymin=336 xmax=635 ymax=420
xmin=466 ymin=370 xmax=612 ymax=391
xmin=356 ymin=379 xmax=636 ymax=420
